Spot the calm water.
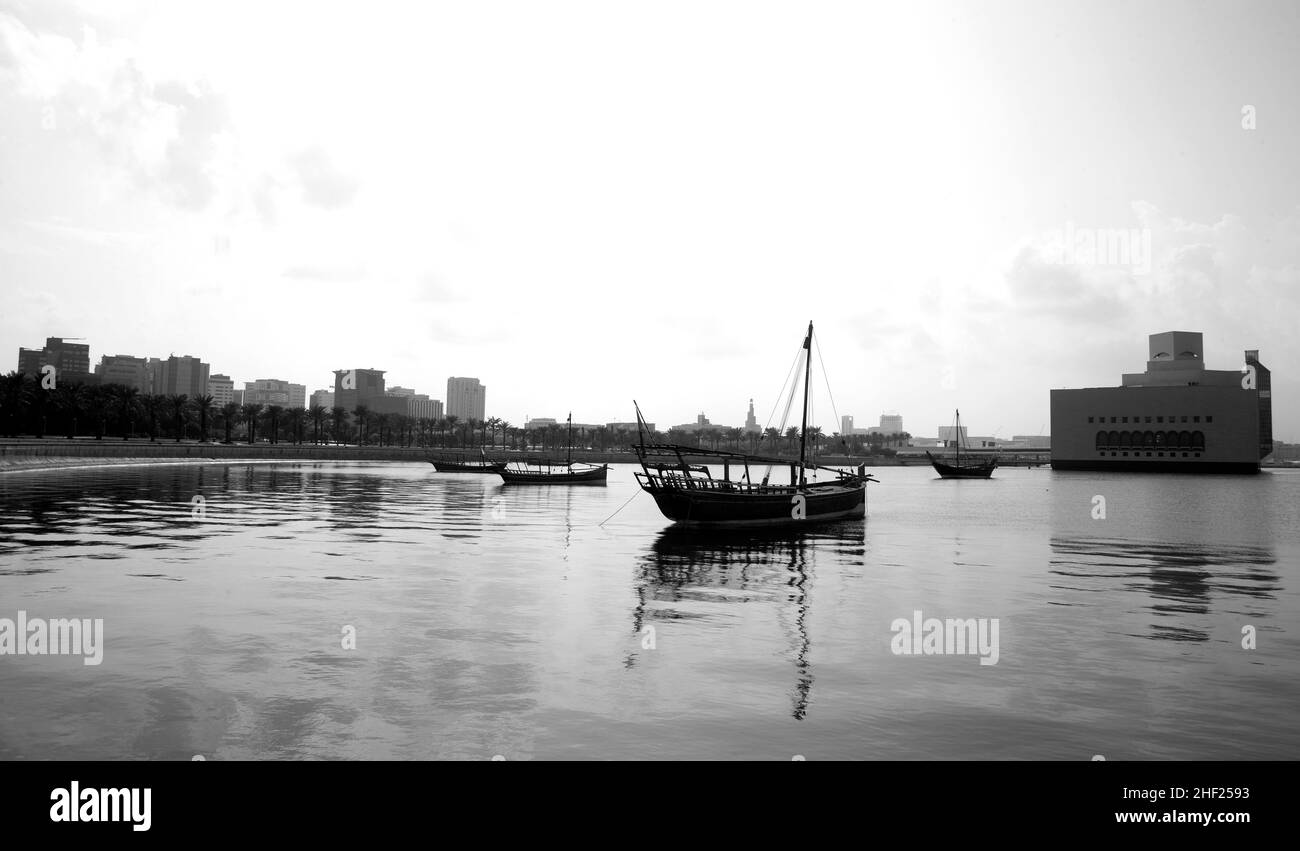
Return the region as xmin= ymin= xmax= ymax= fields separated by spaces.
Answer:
xmin=1 ymin=461 xmax=1296 ymax=760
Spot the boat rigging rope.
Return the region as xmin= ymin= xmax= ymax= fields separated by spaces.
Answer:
xmin=597 ymin=486 xmax=643 ymax=527
xmin=813 ymin=335 xmax=853 ymax=463
xmin=763 ymin=344 xmax=805 ymax=483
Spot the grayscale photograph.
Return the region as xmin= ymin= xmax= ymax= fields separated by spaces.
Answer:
xmin=0 ymin=0 xmax=1294 ymax=819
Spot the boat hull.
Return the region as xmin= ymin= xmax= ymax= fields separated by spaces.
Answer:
xmin=431 ymin=461 xmax=506 ymax=473
xmin=926 ymin=452 xmax=996 ymax=479
xmin=646 ymin=482 xmax=866 ymax=527
xmin=498 ymin=465 xmax=608 ymax=485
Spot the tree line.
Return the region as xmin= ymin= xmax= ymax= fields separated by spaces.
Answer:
xmin=0 ymin=372 xmax=910 ymax=455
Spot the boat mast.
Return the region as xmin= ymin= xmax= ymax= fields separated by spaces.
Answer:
xmin=798 ymin=321 xmax=813 ymax=487
xmin=567 ymin=412 xmax=573 ymax=466
xmin=955 ymin=409 xmax=961 ymax=465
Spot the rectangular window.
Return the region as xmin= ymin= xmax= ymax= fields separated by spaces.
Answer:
xmin=1206 ymin=416 xmax=1213 ymax=423
xmin=1145 ymin=416 xmax=1152 ymax=423
xmin=1181 ymin=416 xmax=1188 ymax=423
xmin=1110 ymin=417 xmax=1117 ymax=424
xmin=1157 ymin=417 xmax=1163 ymax=423
xmin=1088 ymin=417 xmax=1094 ymax=423
xmin=1193 ymin=416 xmax=1200 ymax=423
xmin=1122 ymin=417 xmax=1128 ymax=423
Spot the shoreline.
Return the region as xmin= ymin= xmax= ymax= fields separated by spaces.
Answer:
xmin=8 ymin=439 xmax=1287 ymax=474
xmin=0 ymin=438 xmax=1044 ymax=473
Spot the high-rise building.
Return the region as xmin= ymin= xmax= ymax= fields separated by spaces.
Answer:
xmin=243 ymin=379 xmax=306 ymax=409
xmin=18 ymin=337 xmax=93 ymax=384
xmin=207 ymin=374 xmax=236 ymax=406
xmin=334 ymin=368 xmax=406 ymax=415
xmin=407 ymin=396 xmax=443 ymax=420
xmin=95 ymin=355 xmax=149 ymax=391
xmin=841 ymin=415 xmax=854 ymax=436
xmin=447 ymin=377 xmax=486 ymax=421
xmin=879 ymin=414 xmax=904 ymax=435
xmin=309 ymin=389 xmax=335 ymax=410
xmin=233 ymin=389 xmax=244 ymax=406
xmin=153 ymin=355 xmax=210 ymax=398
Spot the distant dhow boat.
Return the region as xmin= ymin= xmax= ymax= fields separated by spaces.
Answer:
xmin=927 ymin=410 xmax=996 ymax=479
xmin=498 ymin=413 xmax=609 ymax=485
xmin=633 ymin=321 xmax=875 ymax=527
xmin=429 ymin=451 xmax=506 ymax=474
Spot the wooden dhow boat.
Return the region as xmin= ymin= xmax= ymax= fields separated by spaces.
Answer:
xmin=429 ymin=451 xmax=506 ymax=474
xmin=926 ymin=409 xmax=996 ymax=479
xmin=632 ymin=321 xmax=875 ymax=527
xmin=498 ymin=414 xmax=609 ymax=485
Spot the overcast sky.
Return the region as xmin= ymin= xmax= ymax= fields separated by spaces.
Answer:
xmin=2 ymin=0 xmax=1297 ymax=439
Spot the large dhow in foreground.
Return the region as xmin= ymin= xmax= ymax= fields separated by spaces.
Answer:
xmin=633 ymin=321 xmax=875 ymax=528
xmin=498 ymin=413 xmax=609 ymax=485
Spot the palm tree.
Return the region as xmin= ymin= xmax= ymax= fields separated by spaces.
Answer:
xmin=287 ymin=406 xmax=307 ymax=444
xmin=86 ymin=385 xmax=110 ymax=440
xmin=53 ymin=383 xmax=85 ymax=439
xmin=373 ymin=412 xmax=389 ymax=446
xmin=330 ymin=406 xmax=348 ymax=444
xmin=265 ymin=405 xmax=284 ymax=444
xmin=168 ymin=394 xmax=189 ymax=442
xmin=309 ymin=404 xmax=327 ymax=444
xmin=498 ymin=420 xmax=513 ymax=450
xmin=114 ymin=385 xmax=140 ymax=440
xmin=142 ymin=394 xmax=163 ymax=441
xmin=193 ymin=394 xmax=215 ymax=442
xmin=808 ymin=425 xmax=824 ymax=458
xmin=0 ymin=371 xmax=32 ymax=437
xmin=219 ymin=402 xmax=240 ymax=443
xmin=242 ymin=403 xmax=263 ymax=443
xmin=352 ymin=404 xmax=369 ymax=446
xmin=29 ymin=377 xmax=50 ymax=438
xmin=444 ymin=414 xmax=459 ymax=447
xmin=761 ymin=426 xmax=781 ymax=454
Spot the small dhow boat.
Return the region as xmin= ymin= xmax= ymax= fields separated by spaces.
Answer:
xmin=498 ymin=414 xmax=609 ymax=485
xmin=633 ymin=321 xmax=875 ymax=527
xmin=926 ymin=410 xmax=996 ymax=479
xmin=429 ymin=450 xmax=506 ymax=474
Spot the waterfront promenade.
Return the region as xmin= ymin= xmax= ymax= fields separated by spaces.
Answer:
xmin=0 ymin=438 xmax=1059 ymax=471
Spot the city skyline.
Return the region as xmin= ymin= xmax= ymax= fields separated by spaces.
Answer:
xmin=1 ymin=2 xmax=1297 ymax=440
xmin=5 ymin=328 xmax=1289 ymax=442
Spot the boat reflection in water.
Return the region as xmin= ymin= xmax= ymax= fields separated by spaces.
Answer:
xmin=1048 ymin=536 xmax=1279 ymax=642
xmin=632 ymin=521 xmax=866 ymax=720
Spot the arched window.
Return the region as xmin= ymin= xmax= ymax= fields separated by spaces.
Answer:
xmin=1154 ymin=431 xmax=1165 ymax=446
xmin=1143 ymin=430 xmax=1155 ymax=447
xmin=1192 ymin=431 xmax=1204 ymax=450
xmin=1108 ymin=431 xmax=1120 ymax=447
xmin=1165 ymin=431 xmax=1179 ymax=446
xmin=1178 ymin=430 xmax=1192 ymax=448
xmin=1118 ymin=430 xmax=1131 ymax=447
xmin=1095 ymin=431 xmax=1107 ymax=449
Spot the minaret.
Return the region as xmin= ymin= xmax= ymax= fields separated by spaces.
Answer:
xmin=745 ymin=398 xmax=759 ymax=433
